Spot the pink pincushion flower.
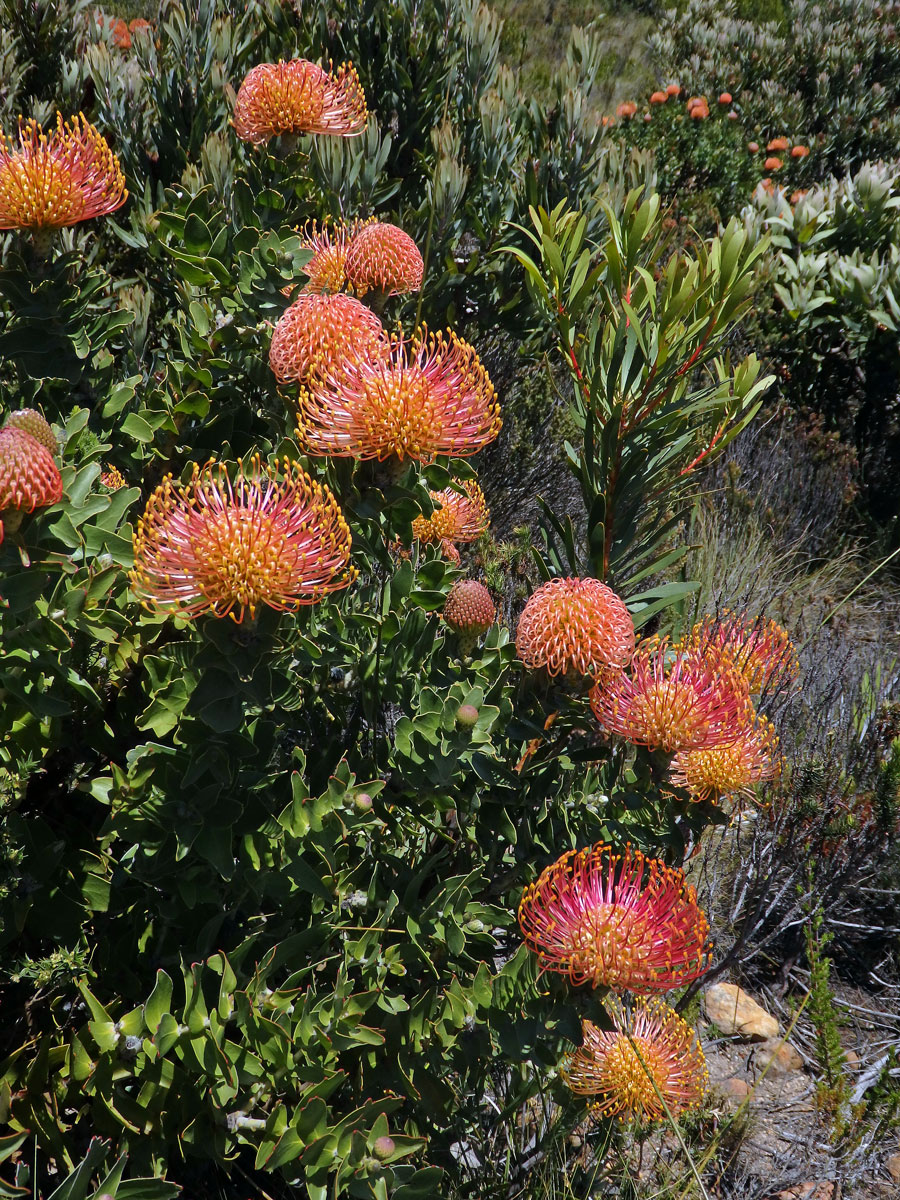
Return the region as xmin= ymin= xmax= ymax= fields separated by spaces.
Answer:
xmin=516 ymin=577 xmax=635 ymax=679
xmin=517 ymin=842 xmax=712 ymax=993
xmin=233 ymin=59 xmax=368 ymax=145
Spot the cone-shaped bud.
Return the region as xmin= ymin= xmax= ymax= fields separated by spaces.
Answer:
xmin=590 ymin=638 xmax=752 ymax=753
xmin=269 ymin=292 xmax=388 ymax=385
xmin=517 ymin=842 xmax=711 ymax=993
xmin=0 ymin=426 xmax=63 ymax=543
xmin=373 ymin=1136 xmax=395 ymax=1161
xmin=4 ymin=409 xmax=56 ymax=454
xmin=455 ymin=704 xmax=480 ymax=729
xmin=130 ymin=456 xmax=356 ymax=622
xmin=0 ymin=114 xmax=127 ymax=232
xmin=443 ymin=579 xmax=496 ymax=637
xmin=233 ymin=60 xmax=368 ymax=144
xmin=516 ymin=577 xmax=635 ymax=680
xmin=345 ymin=221 xmax=424 ymax=296
xmin=297 ymin=327 xmax=501 ymax=462
xmin=562 ymin=998 xmax=709 ymax=1122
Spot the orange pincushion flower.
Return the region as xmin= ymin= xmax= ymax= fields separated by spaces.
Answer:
xmin=689 ymin=104 xmax=709 ymax=119
xmin=109 ymin=17 xmax=131 ymax=48
xmin=649 ymin=91 xmax=668 ymax=104
xmin=670 ymin=711 xmax=781 ymax=803
xmin=764 ymin=155 xmax=783 ymax=170
xmin=791 ymin=144 xmax=810 ymax=158
xmin=233 ymin=59 xmax=368 ymax=145
xmin=443 ymin=579 xmax=496 ymax=637
xmin=412 ymin=478 xmax=489 ymax=554
xmin=0 ymin=427 xmax=63 ymax=543
xmin=130 ymin=457 xmax=355 ymax=622
xmin=718 ymin=92 xmax=733 ymax=104
xmin=767 ymin=137 xmax=789 ymax=151
xmin=665 ymin=83 xmax=681 ymax=97
xmin=296 ymin=327 xmax=501 ymax=462
xmin=4 ymin=409 xmax=56 ymax=453
xmin=344 ymin=221 xmax=424 ymax=297
xmin=269 ymin=292 xmax=387 ymax=385
xmin=563 ymin=998 xmax=709 ymax=1122
xmin=616 ymin=102 xmax=638 ymax=119
xmin=295 ymin=218 xmax=360 ymax=293
xmin=100 ymin=464 xmax=127 ymax=491
xmin=516 ymin=577 xmax=634 ymax=680
xmin=0 ymin=114 xmax=127 ymax=232
xmin=590 ymin=639 xmax=751 ymax=753
xmin=679 ymin=611 xmax=799 ymax=695
xmin=518 ymin=842 xmax=712 ymax=993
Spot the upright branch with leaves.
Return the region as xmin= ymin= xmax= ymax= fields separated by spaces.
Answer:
xmin=507 ymin=192 xmax=773 ymax=620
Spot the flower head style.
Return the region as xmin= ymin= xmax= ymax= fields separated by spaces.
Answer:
xmin=563 ymin=998 xmax=709 ymax=1122
xmin=344 ymin=221 xmax=424 ymax=297
xmin=516 ymin=577 xmax=635 ymax=680
xmin=517 ymin=842 xmax=712 ymax=993
xmin=297 ymin=327 xmax=501 ymax=462
xmin=670 ymin=710 xmax=781 ymax=803
xmin=590 ymin=639 xmax=751 ymax=753
xmin=0 ymin=114 xmax=127 ymax=233
xmin=233 ymin=59 xmax=368 ymax=145
xmin=443 ymin=580 xmax=496 ymax=649
xmin=680 ymin=611 xmax=799 ymax=696
xmin=412 ymin=478 xmax=489 ymax=557
xmin=130 ymin=456 xmax=355 ymax=622
xmin=0 ymin=426 xmax=63 ymax=543
xmin=269 ymin=292 xmax=387 ymax=386
xmin=100 ymin=464 xmax=127 ymax=491
xmin=4 ymin=409 xmax=56 ymax=454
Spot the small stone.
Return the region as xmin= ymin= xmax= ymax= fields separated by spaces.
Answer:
xmin=754 ymin=1038 xmax=804 ymax=1075
xmin=843 ymin=1048 xmax=859 ymax=1070
xmin=886 ymin=1153 xmax=900 ymax=1184
xmin=776 ymin=1185 xmax=834 ymax=1200
xmin=721 ymin=1076 xmax=751 ymax=1099
xmin=704 ymin=983 xmax=780 ymax=1040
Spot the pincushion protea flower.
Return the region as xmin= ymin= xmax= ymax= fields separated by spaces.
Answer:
xmin=269 ymin=292 xmax=387 ymax=385
xmin=518 ymin=842 xmax=711 ymax=993
xmin=233 ymin=60 xmax=368 ymax=145
xmin=100 ymin=464 xmax=127 ymax=491
xmin=345 ymin=221 xmax=424 ymax=297
xmin=4 ymin=409 xmax=56 ymax=453
xmin=412 ymin=478 xmax=489 ymax=561
xmin=295 ymin=219 xmax=360 ymax=293
xmin=296 ymin=327 xmax=501 ymax=462
xmin=0 ymin=426 xmax=63 ymax=543
xmin=516 ymin=577 xmax=635 ymax=680
xmin=130 ymin=457 xmax=355 ymax=622
xmin=670 ymin=710 xmax=781 ymax=803
xmin=679 ymin=611 xmax=798 ymax=695
xmin=563 ymin=998 xmax=709 ymax=1122
xmin=0 ymin=114 xmax=127 ymax=235
xmin=590 ymin=639 xmax=751 ymax=753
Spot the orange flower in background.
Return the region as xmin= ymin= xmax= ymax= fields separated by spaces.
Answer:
xmin=791 ymin=144 xmax=810 ymax=158
xmin=670 ymin=710 xmax=781 ymax=803
xmin=0 ymin=426 xmax=63 ymax=543
xmin=649 ymin=91 xmax=668 ymax=104
xmin=516 ymin=577 xmax=635 ymax=680
xmin=616 ymin=102 xmax=638 ymax=119
xmin=269 ymin=292 xmax=387 ymax=385
xmin=412 ymin=478 xmax=489 ymax=558
xmin=563 ymin=998 xmax=709 ymax=1122
xmin=108 ymin=17 xmax=131 ymax=48
xmin=665 ymin=83 xmax=681 ymax=97
xmin=100 ymin=464 xmax=127 ymax=491
xmin=345 ymin=221 xmax=424 ymax=296
xmin=590 ymin=639 xmax=751 ymax=754
xmin=718 ymin=92 xmax=733 ymax=104
xmin=686 ymin=95 xmax=707 ymax=111
xmin=679 ymin=611 xmax=799 ymax=696
xmin=518 ymin=842 xmax=712 ymax=993
xmin=767 ymin=137 xmax=789 ymax=151
xmin=689 ymin=104 xmax=709 ymax=119
xmin=131 ymin=457 xmax=355 ymax=622
xmin=0 ymin=114 xmax=127 ymax=233
xmin=233 ymin=59 xmax=368 ymax=144
xmin=296 ymin=328 xmax=501 ymax=462
xmin=764 ymin=156 xmax=783 ymax=170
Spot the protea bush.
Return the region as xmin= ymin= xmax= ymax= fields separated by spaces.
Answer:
xmin=0 ymin=2 xmax=828 ymax=1199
